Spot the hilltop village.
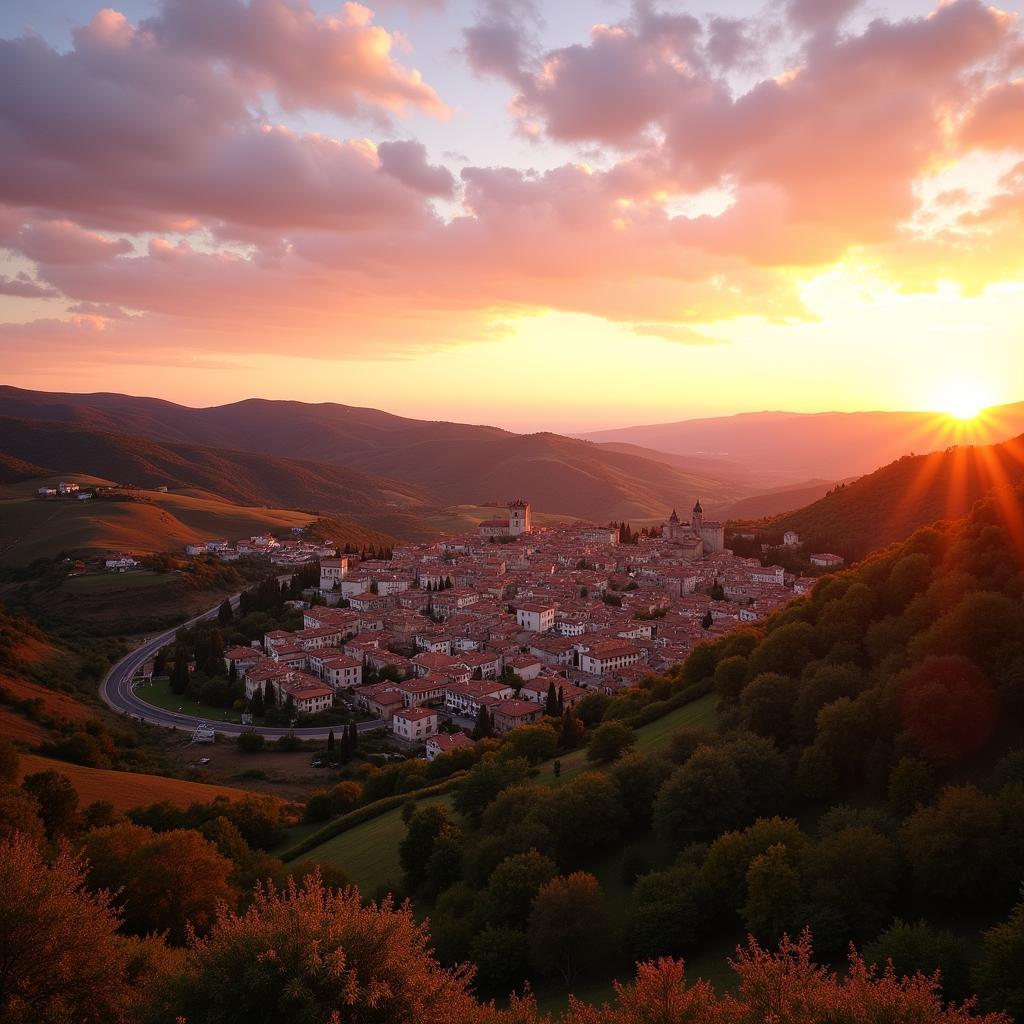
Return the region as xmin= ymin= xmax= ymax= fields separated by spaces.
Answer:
xmin=222 ymin=500 xmax=812 ymax=747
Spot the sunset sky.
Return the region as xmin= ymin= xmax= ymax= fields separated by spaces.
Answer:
xmin=1 ymin=0 xmax=1023 ymax=430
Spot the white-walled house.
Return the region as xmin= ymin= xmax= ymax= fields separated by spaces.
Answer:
xmin=105 ymin=555 xmax=139 ymax=571
xmin=425 ymin=732 xmax=474 ymax=760
xmin=392 ymin=706 xmax=438 ymax=743
xmin=810 ymin=553 xmax=845 ymax=568
xmin=516 ymin=602 xmax=556 ymax=632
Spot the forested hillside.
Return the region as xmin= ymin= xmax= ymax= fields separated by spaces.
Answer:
xmin=766 ymin=434 xmax=1024 ymax=559
xmin=365 ymin=487 xmax=1024 ymax=1012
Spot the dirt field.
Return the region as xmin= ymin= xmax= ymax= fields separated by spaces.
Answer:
xmin=160 ymin=738 xmax=341 ymax=800
xmin=17 ymin=752 xmax=248 ymax=812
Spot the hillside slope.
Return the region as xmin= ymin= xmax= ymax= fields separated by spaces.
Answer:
xmin=722 ymin=479 xmax=845 ymax=520
xmin=0 ymin=387 xmax=757 ymax=519
xmin=16 ymin=753 xmax=246 ymax=813
xmin=0 ymin=415 xmax=429 ymax=517
xmin=0 ymin=474 xmax=326 ymax=564
xmin=769 ymin=434 xmax=1024 ymax=559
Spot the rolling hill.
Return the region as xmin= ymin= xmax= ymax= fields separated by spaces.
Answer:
xmin=0 ymin=393 xmax=762 ymax=523
xmin=0 ymin=474 xmax=326 ymax=565
xmin=0 ymin=415 xmax=429 ymax=515
xmin=580 ymin=405 xmax=1024 ymax=482
xmin=764 ymin=433 xmax=1024 ymax=559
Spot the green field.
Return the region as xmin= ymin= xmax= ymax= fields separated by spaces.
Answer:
xmin=134 ymin=676 xmax=244 ymax=724
xmin=301 ymin=693 xmax=719 ymax=889
xmin=301 ymin=793 xmax=455 ymax=893
xmin=541 ymin=691 xmax=719 ymax=787
xmin=63 ymin=570 xmax=170 ymax=594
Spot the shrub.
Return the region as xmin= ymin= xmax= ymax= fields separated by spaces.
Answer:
xmin=586 ymin=721 xmax=637 ymax=763
xmin=236 ymin=730 xmax=265 ymax=753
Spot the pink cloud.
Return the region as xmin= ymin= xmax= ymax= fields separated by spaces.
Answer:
xmin=961 ymin=79 xmax=1024 ymax=149
xmin=463 ymin=0 xmax=542 ymax=85
xmin=499 ymin=0 xmax=1018 ymax=264
xmin=377 ymin=140 xmax=457 ymax=197
xmin=148 ymin=0 xmax=447 ymax=120
xmin=0 ymin=273 xmax=61 ymax=299
xmin=786 ymin=0 xmax=861 ymax=33
xmin=19 ymin=159 xmax=806 ymax=366
xmin=15 ymin=221 xmax=133 ymax=264
xmin=0 ymin=18 xmax=451 ymax=237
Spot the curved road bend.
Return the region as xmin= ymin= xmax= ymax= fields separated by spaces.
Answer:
xmin=99 ymin=594 xmax=385 ymax=740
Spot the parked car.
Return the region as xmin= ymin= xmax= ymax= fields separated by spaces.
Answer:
xmin=311 ymin=757 xmax=323 ymax=768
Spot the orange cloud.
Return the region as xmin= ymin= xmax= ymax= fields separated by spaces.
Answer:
xmin=1 ymin=0 xmax=1024 ymax=378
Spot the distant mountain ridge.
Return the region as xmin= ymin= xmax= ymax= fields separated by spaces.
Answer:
xmin=580 ymin=405 xmax=1024 ymax=481
xmin=0 ymin=415 xmax=429 ymax=522
xmin=0 ymin=387 xmax=760 ymax=522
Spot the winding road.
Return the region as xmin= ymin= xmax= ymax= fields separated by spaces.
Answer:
xmin=99 ymin=594 xmax=385 ymax=740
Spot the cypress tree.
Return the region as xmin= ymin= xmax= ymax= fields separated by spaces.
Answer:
xmin=327 ymin=729 xmax=335 ymax=754
xmin=472 ymin=704 xmax=492 ymax=739
xmin=205 ymin=626 xmax=225 ymax=675
xmin=193 ymin=634 xmax=211 ymax=673
xmin=702 ymin=609 xmax=714 ymax=629
xmin=218 ymin=598 xmax=234 ymax=625
xmin=264 ymin=679 xmax=276 ymax=706
xmin=338 ymin=726 xmax=351 ymax=762
xmin=559 ymin=708 xmax=580 ymax=749
xmin=557 ymin=685 xmax=565 ymax=717
xmin=169 ymin=647 xmax=188 ymax=695
xmin=348 ymin=722 xmax=358 ymax=752
xmin=545 ymin=682 xmax=559 ymax=717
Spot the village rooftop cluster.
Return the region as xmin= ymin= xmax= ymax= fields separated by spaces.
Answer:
xmin=184 ymin=532 xmax=338 ymax=567
xmin=223 ymin=500 xmax=830 ymax=752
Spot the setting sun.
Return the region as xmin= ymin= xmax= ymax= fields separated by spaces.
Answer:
xmin=936 ymin=380 xmax=992 ymax=421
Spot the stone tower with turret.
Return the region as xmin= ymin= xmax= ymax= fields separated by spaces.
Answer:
xmin=508 ymin=498 xmax=532 ymax=536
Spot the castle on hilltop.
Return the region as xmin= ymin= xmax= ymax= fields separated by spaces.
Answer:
xmin=663 ymin=499 xmax=725 ymax=558
xmin=478 ymin=498 xmax=533 ymax=538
